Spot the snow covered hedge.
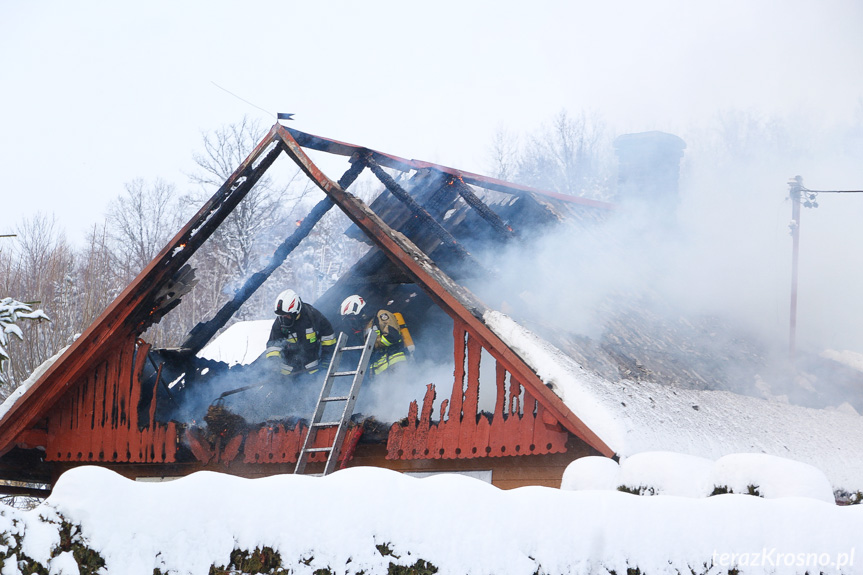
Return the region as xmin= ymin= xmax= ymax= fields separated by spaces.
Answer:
xmin=1 ymin=466 xmax=861 ymax=575
xmin=562 ymin=452 xmax=838 ymax=503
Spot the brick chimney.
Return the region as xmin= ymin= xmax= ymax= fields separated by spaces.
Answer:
xmin=613 ymin=131 xmax=686 ymax=220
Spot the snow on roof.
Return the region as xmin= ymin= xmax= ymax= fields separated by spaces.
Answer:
xmin=8 ymin=465 xmax=862 ymax=575
xmin=0 ymin=345 xmax=69 ymax=421
xmin=197 ymin=319 xmax=272 ymax=366
xmin=486 ymin=310 xmax=863 ymax=492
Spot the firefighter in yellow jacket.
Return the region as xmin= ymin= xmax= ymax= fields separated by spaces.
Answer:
xmin=339 ymin=294 xmax=414 ymax=376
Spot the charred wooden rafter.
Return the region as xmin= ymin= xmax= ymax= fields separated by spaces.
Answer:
xmin=448 ymin=176 xmax=518 ymax=240
xmin=132 ymin=140 xmax=283 ymax=333
xmin=360 ymin=153 xmax=476 ymax=264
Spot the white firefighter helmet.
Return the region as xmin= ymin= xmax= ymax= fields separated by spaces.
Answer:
xmin=274 ymin=289 xmax=302 ymax=316
xmin=340 ymin=294 xmax=366 ymax=316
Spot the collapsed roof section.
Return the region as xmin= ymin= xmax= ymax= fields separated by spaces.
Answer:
xmin=0 ymin=123 xmax=617 ymax=459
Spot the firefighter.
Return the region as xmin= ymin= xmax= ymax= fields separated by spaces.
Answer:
xmin=339 ymin=294 xmax=414 ymax=376
xmin=264 ymin=289 xmax=336 ymax=378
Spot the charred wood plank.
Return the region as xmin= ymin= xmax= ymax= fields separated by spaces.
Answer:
xmin=132 ymin=144 xmax=283 ymax=333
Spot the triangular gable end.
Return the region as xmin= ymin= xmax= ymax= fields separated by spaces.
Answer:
xmin=0 ymin=124 xmax=615 ymax=483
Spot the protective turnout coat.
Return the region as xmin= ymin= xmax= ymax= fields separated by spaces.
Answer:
xmin=343 ymin=309 xmax=409 ymax=375
xmin=266 ymin=304 xmax=336 ymax=375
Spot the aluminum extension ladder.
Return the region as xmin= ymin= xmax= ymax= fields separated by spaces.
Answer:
xmin=294 ymin=328 xmax=375 ymax=476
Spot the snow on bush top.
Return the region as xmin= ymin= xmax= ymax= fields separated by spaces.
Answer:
xmin=563 ymin=451 xmax=835 ymax=502
xmin=712 ymin=453 xmax=836 ymax=503
xmin=560 ymin=455 xmax=620 ymax=491
xmin=618 ymin=451 xmax=715 ymax=497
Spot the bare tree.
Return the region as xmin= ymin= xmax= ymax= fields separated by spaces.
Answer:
xmin=0 ymin=214 xmax=73 ymax=386
xmin=487 ymin=125 xmax=520 ymax=181
xmin=107 ymin=178 xmax=183 ymax=281
xmin=509 ymin=110 xmax=614 ymax=199
xmin=77 ymin=223 xmax=122 ymax=326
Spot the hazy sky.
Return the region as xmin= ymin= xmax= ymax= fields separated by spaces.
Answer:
xmin=2 ymin=0 xmax=861 ymax=244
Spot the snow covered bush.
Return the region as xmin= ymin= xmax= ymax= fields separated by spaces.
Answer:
xmin=710 ymin=453 xmax=835 ymax=503
xmin=618 ymin=451 xmax=715 ymax=497
xmin=0 ymin=298 xmax=49 ymax=386
xmin=562 ymin=451 xmax=838 ymax=503
xmin=560 ymin=456 xmax=620 ymax=491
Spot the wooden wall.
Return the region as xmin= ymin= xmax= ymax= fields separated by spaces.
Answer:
xmin=75 ymin=436 xmax=599 ymax=490
xmin=43 ymin=337 xmax=177 ymax=464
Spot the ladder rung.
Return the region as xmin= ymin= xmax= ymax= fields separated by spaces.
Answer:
xmin=332 ymin=370 xmax=357 ymax=377
xmin=313 ymin=421 xmax=341 ymax=428
xmin=303 ymin=447 xmax=333 ymax=453
xmin=341 ymin=345 xmax=366 ymax=351
xmin=322 ymin=395 xmax=349 ymax=402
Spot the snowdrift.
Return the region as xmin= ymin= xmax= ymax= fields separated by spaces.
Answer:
xmin=2 ymin=466 xmax=861 ymax=575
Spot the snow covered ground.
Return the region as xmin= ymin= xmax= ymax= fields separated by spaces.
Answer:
xmin=2 ymin=464 xmax=861 ymax=575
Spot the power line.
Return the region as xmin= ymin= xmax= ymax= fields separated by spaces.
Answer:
xmin=211 ymin=82 xmax=275 ymax=118
xmin=801 ymin=187 xmax=863 ymax=194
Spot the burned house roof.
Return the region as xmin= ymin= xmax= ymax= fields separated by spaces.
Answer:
xmin=1 ymin=123 xmax=861 ymax=491
xmin=0 ymin=123 xmax=619 ymax=475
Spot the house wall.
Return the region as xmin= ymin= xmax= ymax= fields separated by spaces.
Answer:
xmin=50 ymin=435 xmax=599 ymax=490
xmin=347 ymin=437 xmax=599 ymax=489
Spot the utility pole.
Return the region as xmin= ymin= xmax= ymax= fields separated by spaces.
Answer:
xmin=788 ymin=176 xmax=802 ymax=361
xmin=786 ymin=178 xmax=861 ymax=362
